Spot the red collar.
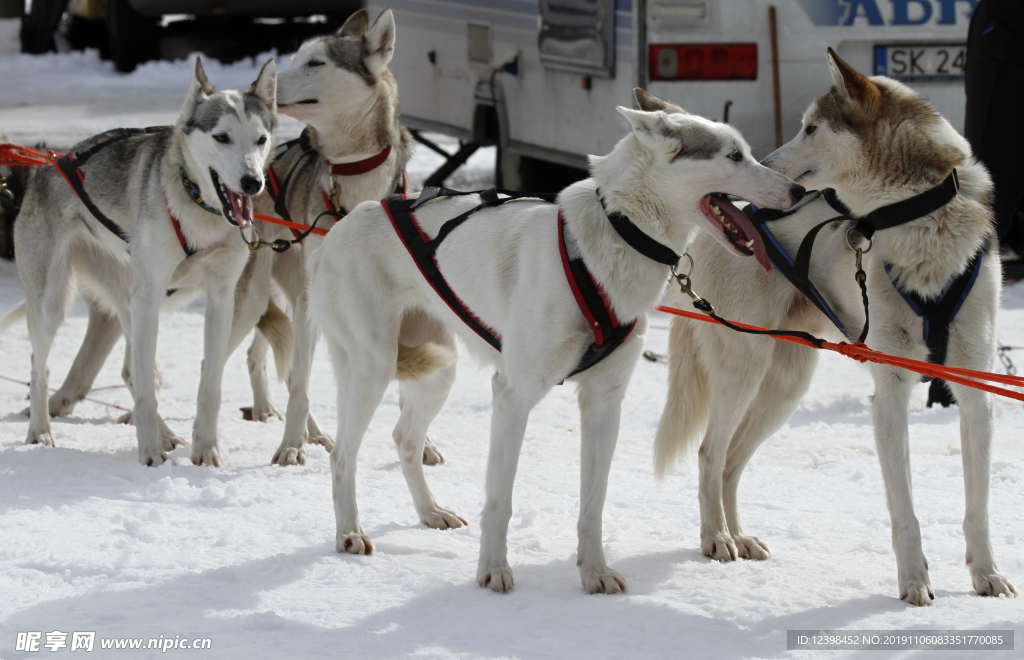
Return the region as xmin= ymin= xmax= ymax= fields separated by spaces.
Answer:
xmin=329 ymin=145 xmax=392 ymax=176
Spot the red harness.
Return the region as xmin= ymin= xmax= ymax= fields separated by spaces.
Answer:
xmin=381 ymin=188 xmax=635 ymax=378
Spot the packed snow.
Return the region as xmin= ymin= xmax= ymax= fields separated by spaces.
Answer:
xmin=0 ymin=25 xmax=1021 ymax=660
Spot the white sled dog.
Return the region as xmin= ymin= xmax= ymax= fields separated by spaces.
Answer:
xmin=310 ymin=89 xmax=803 ymax=593
xmin=12 ymin=57 xmax=278 ymax=466
xmin=655 ymin=49 xmax=1016 ymax=605
xmin=11 ymin=10 xmax=428 ymax=466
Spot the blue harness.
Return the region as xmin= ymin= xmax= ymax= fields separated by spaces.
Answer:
xmin=746 ymin=170 xmax=983 ymax=407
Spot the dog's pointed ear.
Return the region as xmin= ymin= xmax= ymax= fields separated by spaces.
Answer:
xmin=337 ymin=8 xmax=369 ymax=36
xmin=618 ymin=106 xmax=675 ymax=151
xmin=180 ymin=56 xmax=215 ymax=129
xmin=633 ymin=88 xmax=686 ymax=114
xmin=364 ymin=9 xmax=396 ymax=74
xmin=193 ymin=56 xmax=215 ymax=96
xmin=250 ymin=58 xmax=277 ymax=113
xmin=826 ymin=47 xmax=878 ymax=106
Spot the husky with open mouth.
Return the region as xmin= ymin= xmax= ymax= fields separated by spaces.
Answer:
xmin=6 ymin=56 xmax=277 ymax=467
xmin=308 ymin=89 xmax=801 ymax=592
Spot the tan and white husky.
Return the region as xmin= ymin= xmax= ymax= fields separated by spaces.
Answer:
xmin=655 ymin=49 xmax=1016 ymax=606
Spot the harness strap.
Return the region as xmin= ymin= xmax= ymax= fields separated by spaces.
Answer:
xmin=884 ymin=246 xmax=985 ymax=407
xmin=382 ymin=194 xmax=503 ymax=351
xmin=383 ymin=187 xmax=633 ymax=378
xmin=52 ymin=127 xmax=195 ymax=257
xmin=748 ymin=201 xmax=851 ymax=337
xmin=596 ymin=190 xmax=681 ymax=268
xmin=557 ymin=212 xmax=636 ymax=377
xmin=854 ymin=170 xmax=960 ymax=239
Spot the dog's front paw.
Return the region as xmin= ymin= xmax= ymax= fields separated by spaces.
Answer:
xmin=160 ymin=427 xmax=185 ymax=452
xmin=702 ymin=531 xmax=738 ymax=562
xmin=734 ymin=535 xmax=771 ymax=560
xmin=48 ymin=396 xmax=76 ymax=417
xmin=899 ymin=581 xmax=935 ymax=606
xmin=422 ymin=438 xmax=445 ymax=465
xmin=337 ymin=531 xmax=373 ymax=555
xmin=117 ymin=410 xmax=133 ymax=425
xmin=580 ymin=565 xmax=626 ymax=594
xmin=25 ymin=430 xmax=55 ymax=447
xmin=239 ymin=403 xmax=282 ymax=422
xmin=421 ymin=507 xmax=467 ymax=530
xmin=191 ymin=445 xmax=222 ymax=467
xmin=972 ymin=571 xmax=1017 ymax=598
xmin=478 ymin=563 xmax=514 ymax=593
xmin=138 ymin=445 xmax=168 ymax=467
xmin=272 ymin=443 xmax=305 ymax=466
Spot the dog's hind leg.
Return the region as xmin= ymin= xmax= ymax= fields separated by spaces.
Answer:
xmin=48 ymin=300 xmax=121 ymax=417
xmin=243 ymin=330 xmax=281 ymax=422
xmin=722 ymin=342 xmax=818 ymax=560
xmin=949 ymin=382 xmax=1016 ymax=598
xmin=116 ymin=339 xmax=183 ymax=451
xmin=393 ymin=349 xmax=465 ymax=530
xmin=870 ymin=366 xmax=932 ymax=605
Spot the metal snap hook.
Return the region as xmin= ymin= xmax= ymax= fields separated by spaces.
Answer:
xmin=845 ymin=225 xmax=872 ymax=254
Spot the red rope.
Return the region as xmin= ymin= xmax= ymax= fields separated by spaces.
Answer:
xmin=0 ymin=143 xmax=59 ymax=167
xmin=253 ymin=212 xmax=329 ymax=237
xmin=657 ymin=305 xmax=1024 ymax=402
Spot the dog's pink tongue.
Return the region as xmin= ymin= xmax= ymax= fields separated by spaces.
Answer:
xmin=725 ymin=202 xmax=772 ymax=272
xmin=228 ymin=191 xmax=253 ymax=229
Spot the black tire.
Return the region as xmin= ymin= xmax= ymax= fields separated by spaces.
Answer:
xmin=107 ymin=0 xmax=158 ymax=73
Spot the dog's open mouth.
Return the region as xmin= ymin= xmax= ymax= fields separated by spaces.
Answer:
xmin=210 ymin=168 xmax=253 ymax=229
xmin=699 ymin=193 xmax=771 ymax=271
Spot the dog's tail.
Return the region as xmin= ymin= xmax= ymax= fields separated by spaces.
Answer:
xmin=654 ymin=318 xmax=709 ymax=478
xmin=396 ymin=343 xmax=455 ymax=380
xmin=0 ymin=299 xmax=26 ymax=332
xmin=256 ymin=298 xmax=294 ymax=380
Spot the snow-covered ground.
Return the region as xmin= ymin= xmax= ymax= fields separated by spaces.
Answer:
xmin=1 ymin=25 xmax=1021 ymax=660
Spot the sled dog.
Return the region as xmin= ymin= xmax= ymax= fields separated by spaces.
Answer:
xmin=655 ymin=49 xmax=1016 ymax=605
xmin=11 ymin=57 xmax=277 ymax=466
xmin=17 ymin=10 xmax=422 ymax=466
xmin=309 ymin=89 xmax=803 ymax=593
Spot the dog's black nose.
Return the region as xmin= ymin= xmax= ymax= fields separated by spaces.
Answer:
xmin=240 ymin=175 xmax=263 ymax=195
xmin=790 ymin=184 xmax=806 ymax=201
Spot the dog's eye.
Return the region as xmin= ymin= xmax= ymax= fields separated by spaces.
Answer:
xmin=212 ymin=133 xmax=231 ymax=144
xmin=307 ymin=60 xmax=325 ymax=68
xmin=256 ymin=135 xmax=268 ymax=146
xmin=727 ymin=151 xmax=743 ymax=162
xmin=805 ymin=124 xmax=818 ymax=136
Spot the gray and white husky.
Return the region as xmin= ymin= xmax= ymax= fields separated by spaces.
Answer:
xmin=11 ymin=57 xmax=277 ymax=467
xmin=17 ymin=9 xmax=418 ymax=467
xmin=309 ymin=89 xmax=802 ymax=592
xmin=655 ymin=50 xmax=1016 ymax=605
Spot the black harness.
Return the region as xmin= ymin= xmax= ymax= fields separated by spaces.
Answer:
xmin=746 ymin=170 xmax=983 ymax=407
xmin=380 ymin=187 xmax=674 ymax=379
xmin=53 ymin=126 xmax=198 ymax=258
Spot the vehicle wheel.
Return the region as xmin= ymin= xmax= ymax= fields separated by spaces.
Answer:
xmin=107 ymin=0 xmax=158 ymax=73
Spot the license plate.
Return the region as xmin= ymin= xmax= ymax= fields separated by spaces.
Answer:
xmin=873 ymin=44 xmax=965 ymax=82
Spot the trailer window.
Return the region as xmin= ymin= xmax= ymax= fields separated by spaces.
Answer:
xmin=538 ymin=0 xmax=616 ymax=77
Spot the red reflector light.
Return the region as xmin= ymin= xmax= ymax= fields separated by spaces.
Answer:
xmin=649 ymin=43 xmax=758 ymax=81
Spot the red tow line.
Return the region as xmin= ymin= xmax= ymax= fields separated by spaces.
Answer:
xmin=657 ymin=304 xmax=1024 ymax=402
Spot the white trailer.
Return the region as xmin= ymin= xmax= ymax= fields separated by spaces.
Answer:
xmin=372 ymin=0 xmax=976 ymax=187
